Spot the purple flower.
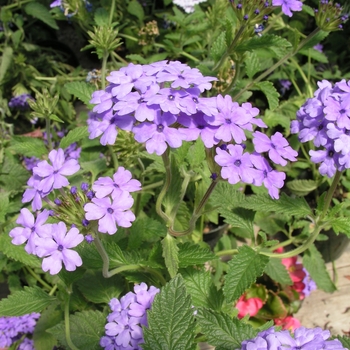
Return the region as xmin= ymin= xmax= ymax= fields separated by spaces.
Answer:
xmin=23 ymin=156 xmax=40 ymax=171
xmin=93 ymin=167 xmax=142 ymax=199
xmin=9 ymin=209 xmax=51 ymax=254
xmin=214 ymin=144 xmax=258 ymax=185
xmin=33 ymin=148 xmax=80 ymax=193
xmin=272 ymin=0 xmax=303 ymax=17
xmin=50 ymin=0 xmax=62 ymax=7
xmin=84 ymin=192 xmax=135 ymax=234
xmin=252 ymin=131 xmax=298 ymax=166
xmin=314 ymin=43 xmax=324 ymax=52
xmin=101 ymin=283 xmax=159 ymax=350
xmin=35 ymin=221 xmax=84 ymax=274
xmin=309 ymin=146 xmax=341 ymax=177
xmin=8 ymin=94 xmax=33 ymax=110
xmin=302 ymin=268 xmax=317 ymax=297
xmin=133 ymin=111 xmax=185 ymax=155
xmin=22 ymin=175 xmax=45 ymax=211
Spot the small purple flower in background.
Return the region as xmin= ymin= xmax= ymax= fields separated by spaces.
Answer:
xmin=9 ymin=209 xmax=51 ymax=255
xmin=35 ymin=221 xmax=84 ymax=274
xmin=84 ymin=192 xmax=136 ymax=234
xmin=314 ymin=43 xmax=324 ymax=52
xmin=93 ymin=167 xmax=142 ymax=199
xmin=8 ymin=94 xmax=33 ymax=111
xmin=23 ymin=156 xmax=40 ymax=171
xmin=0 ymin=313 xmax=40 ymax=349
xmin=240 ymin=326 xmax=346 ymax=350
xmin=33 ymin=148 xmax=80 ymax=193
xmin=101 ymin=283 xmax=159 ymax=350
xmin=253 ymin=131 xmax=298 ymax=166
xmin=272 ymin=0 xmax=303 ymax=17
xmin=50 ymin=0 xmax=62 ymax=8
xmin=279 ymin=79 xmax=292 ymax=95
xmin=302 ymin=268 xmax=317 ymax=297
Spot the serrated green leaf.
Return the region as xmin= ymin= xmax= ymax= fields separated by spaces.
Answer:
xmin=0 ymin=192 xmax=9 ymax=222
xmin=161 ymin=234 xmax=179 ymax=278
xmin=182 ymin=267 xmax=223 ymax=310
xmin=58 ymin=267 xmax=86 ymax=287
xmin=303 ymin=244 xmax=336 ymax=293
xmin=329 ymin=217 xmax=350 ymax=237
xmin=94 ymin=7 xmax=109 ymax=26
xmin=0 ymin=47 xmax=13 ymax=84
xmin=235 ymin=35 xmax=292 ymax=58
xmin=237 ymin=193 xmax=312 ymax=218
xmin=47 ymin=310 xmax=106 ymax=350
xmin=25 ymin=2 xmax=58 ymax=29
xmin=264 ymin=258 xmax=293 ymax=285
xmin=196 ymin=308 xmax=256 ymax=349
xmin=299 ymin=48 xmax=328 ymax=63
xmin=33 ymin=303 xmax=62 ymax=350
xmin=64 ymin=81 xmax=95 ymax=107
xmin=128 ymin=217 xmax=167 ymax=250
xmin=10 ymin=136 xmax=47 ymax=158
xmin=211 ymin=32 xmax=227 ymax=62
xmin=301 ymin=30 xmax=329 ymax=50
xmin=59 ymin=126 xmax=89 ymax=149
xmin=211 ymin=182 xmax=245 ymax=208
xmin=224 ymin=246 xmax=269 ymax=303
xmin=178 ymin=242 xmax=217 ymax=267
xmin=253 ymin=81 xmax=279 ymax=110
xmin=49 ymin=114 xmax=64 ymax=123
xmin=106 ymin=242 xmax=129 ymax=266
xmin=76 ymin=242 xmax=103 ymax=269
xmin=143 ymin=275 xmax=196 ymax=350
xmin=220 ymin=207 xmax=255 ymax=238
xmin=186 ymin=138 xmax=205 ymax=169
xmin=127 ymin=0 xmax=144 ymax=22
xmin=77 ymin=271 xmax=124 ymax=304
xmin=286 ymin=179 xmax=319 ymax=196
xmin=245 ymin=52 xmax=261 ymax=79
xmin=80 ymin=159 xmax=107 ymax=181
xmin=0 ymin=232 xmax=41 ymax=268
xmin=0 ymin=286 xmax=56 ymax=316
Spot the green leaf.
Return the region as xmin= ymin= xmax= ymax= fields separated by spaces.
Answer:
xmin=182 ymin=267 xmax=223 ymax=311
xmin=0 ymin=286 xmax=56 ymax=316
xmin=76 ymin=242 xmax=103 ymax=269
xmin=127 ymin=0 xmax=144 ymax=22
xmin=0 ymin=46 xmax=13 ymax=84
xmin=211 ymin=32 xmax=227 ymax=62
xmin=10 ymin=136 xmax=47 ymax=158
xmin=299 ymin=48 xmax=328 ymax=63
xmin=300 ymin=30 xmax=329 ymax=51
xmin=335 ymin=335 xmax=350 ymax=349
xmin=329 ymin=217 xmax=350 ymax=237
xmin=196 ymin=308 xmax=256 ymax=349
xmin=178 ymin=242 xmax=217 ymax=267
xmin=286 ymin=179 xmax=319 ymax=196
xmin=235 ymin=35 xmax=292 ymax=58
xmin=264 ymin=258 xmax=293 ymax=285
xmin=224 ymin=246 xmax=269 ymax=303
xmin=219 ymin=207 xmax=255 ymax=238
xmin=211 ymin=182 xmax=245 ymax=208
xmin=59 ymin=126 xmax=89 ymax=149
xmin=253 ymin=81 xmax=279 ymax=110
xmin=143 ymin=275 xmax=196 ymax=350
xmin=161 ymin=234 xmax=179 ymax=278
xmin=303 ymin=244 xmax=336 ymax=293
xmin=47 ymin=310 xmax=106 ymax=350
xmin=0 ymin=232 xmax=41 ymax=268
xmin=128 ymin=217 xmax=167 ymax=250
xmin=25 ymin=2 xmax=58 ymax=29
xmin=64 ymin=81 xmax=95 ymax=107
xmin=0 ymin=192 xmax=9 ymax=222
xmin=33 ymin=303 xmax=62 ymax=350
xmin=237 ymin=193 xmax=312 ymax=218
xmin=94 ymin=7 xmax=109 ymax=26
xmin=49 ymin=114 xmax=64 ymax=123
xmin=186 ymin=138 xmax=205 ymax=169
xmin=257 ymin=293 xmax=287 ymax=319
xmin=77 ymin=271 xmax=124 ymax=304
xmin=106 ymin=242 xmax=129 ymax=266
xmin=245 ymin=52 xmax=261 ymax=79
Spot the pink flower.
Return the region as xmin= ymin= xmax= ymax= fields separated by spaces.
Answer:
xmin=235 ymin=294 xmax=264 ymax=319
xmin=275 ymin=316 xmax=301 ymax=331
xmin=281 ymin=257 xmax=306 ymax=283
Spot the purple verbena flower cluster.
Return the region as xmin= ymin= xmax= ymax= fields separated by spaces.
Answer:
xmin=0 ymin=312 xmax=40 ymax=349
xmin=241 ymin=326 xmax=346 ymax=349
xmin=291 ymin=79 xmax=350 ymax=177
xmin=100 ymin=283 xmax=159 ymax=350
xmin=84 ymin=167 xmax=141 ymax=234
xmin=302 ymin=267 xmax=317 ymax=297
xmin=8 ymin=94 xmax=33 ymax=111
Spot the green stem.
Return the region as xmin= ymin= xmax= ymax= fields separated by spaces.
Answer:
xmin=260 ymin=222 xmax=325 ymax=258
xmin=290 ymin=77 xmax=303 ymax=96
xmin=232 ymin=27 xmax=321 ymax=102
xmin=111 ymin=51 xmax=128 ymax=64
xmin=25 ymin=267 xmax=52 ymax=291
xmin=94 ymin=234 xmax=110 ymax=278
xmin=155 ymin=151 xmax=171 ymax=224
xmin=3 ymin=0 xmax=33 ymax=9
xmin=168 ymin=179 xmax=219 ymax=237
xmin=65 ymin=294 xmax=79 ymax=350
xmin=45 ymin=116 xmax=53 ymax=151
xmin=321 ymin=170 xmax=342 ymax=219
xmin=49 ymin=284 xmax=58 ymax=296
xmin=180 ymin=51 xmax=200 ymax=62
xmin=213 ymin=25 xmax=246 ymax=72
xmin=216 ymin=249 xmax=238 ymax=257
xmin=290 ymin=57 xmax=313 ymax=98
xmin=268 ymin=238 xmax=294 ymax=251
xmin=108 ymin=145 xmax=118 ymax=171
xmin=223 ymin=60 xmax=241 ymax=95
xmin=141 ymin=180 xmax=164 ymax=192
xmin=143 ymin=267 xmax=167 ymax=286
xmin=101 ymin=51 xmax=109 ymax=90
xmin=109 ymin=0 xmax=115 ymax=26
xmin=107 ymin=264 xmax=141 ymax=277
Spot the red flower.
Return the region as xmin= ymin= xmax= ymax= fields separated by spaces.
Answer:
xmin=274 ymin=316 xmax=301 ymax=331
xmin=281 ymin=257 xmax=306 ymax=282
xmin=235 ymin=294 xmax=264 ymax=319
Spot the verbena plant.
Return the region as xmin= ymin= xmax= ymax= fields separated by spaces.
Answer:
xmin=1 ymin=0 xmax=350 ymax=349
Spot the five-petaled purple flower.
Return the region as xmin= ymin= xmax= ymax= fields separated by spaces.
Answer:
xmin=272 ymin=0 xmax=303 ymax=17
